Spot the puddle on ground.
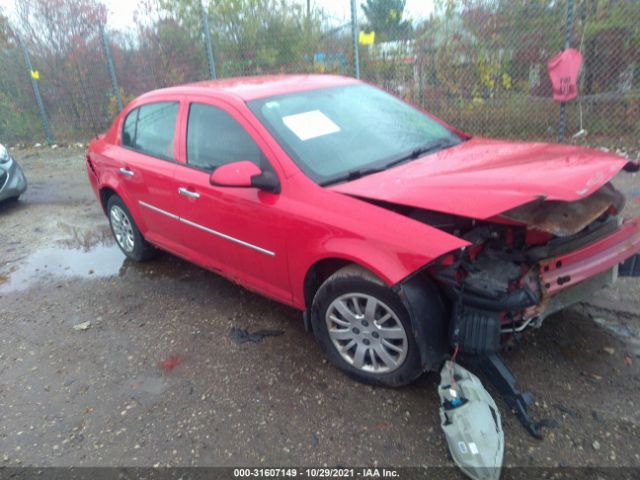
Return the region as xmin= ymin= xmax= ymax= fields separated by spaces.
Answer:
xmin=592 ymin=316 xmax=635 ymax=339
xmin=588 ymin=314 xmax=640 ymax=357
xmin=56 ymin=223 xmax=113 ymax=251
xmin=0 ymin=244 xmax=125 ymax=293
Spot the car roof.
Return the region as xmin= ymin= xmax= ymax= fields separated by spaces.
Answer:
xmin=142 ymin=74 xmax=360 ymax=102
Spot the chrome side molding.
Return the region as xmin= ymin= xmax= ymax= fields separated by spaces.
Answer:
xmin=138 ymin=200 xmax=275 ymax=257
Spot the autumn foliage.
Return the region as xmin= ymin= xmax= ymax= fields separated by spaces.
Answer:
xmin=0 ymin=0 xmax=638 ymax=148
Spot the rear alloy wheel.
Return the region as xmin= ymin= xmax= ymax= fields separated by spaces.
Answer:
xmin=311 ymin=265 xmax=422 ymax=387
xmin=106 ymin=195 xmax=156 ymax=262
xmin=110 ymin=205 xmax=135 ymax=253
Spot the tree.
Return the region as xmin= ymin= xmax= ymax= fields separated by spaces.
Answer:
xmin=0 ymin=8 xmax=10 ymax=47
xmin=361 ymin=0 xmax=412 ymax=42
xmin=150 ymin=0 xmax=325 ymax=76
xmin=131 ymin=0 xmax=208 ymax=89
xmin=0 ymin=6 xmax=44 ymax=142
xmin=12 ymin=0 xmax=111 ymax=137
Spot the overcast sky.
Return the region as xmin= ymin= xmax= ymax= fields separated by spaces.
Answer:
xmin=0 ymin=0 xmax=435 ymax=30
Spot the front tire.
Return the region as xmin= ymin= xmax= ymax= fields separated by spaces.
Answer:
xmin=311 ymin=265 xmax=422 ymax=387
xmin=107 ymin=195 xmax=156 ymax=262
xmin=1 ymin=195 xmax=19 ymax=205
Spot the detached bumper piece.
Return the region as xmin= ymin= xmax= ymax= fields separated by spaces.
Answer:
xmin=619 ymin=253 xmax=640 ymax=277
xmin=472 ymin=354 xmax=546 ymax=439
xmin=449 ymin=307 xmax=544 ymax=438
xmin=439 ymin=361 xmax=504 ymax=480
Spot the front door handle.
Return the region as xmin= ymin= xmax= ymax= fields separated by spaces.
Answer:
xmin=119 ymin=167 xmax=134 ymax=177
xmin=178 ymin=187 xmax=200 ymax=199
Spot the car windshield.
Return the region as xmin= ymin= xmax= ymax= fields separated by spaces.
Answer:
xmin=248 ymin=84 xmax=462 ymax=185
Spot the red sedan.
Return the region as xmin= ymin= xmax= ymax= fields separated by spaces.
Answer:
xmin=86 ymin=74 xmax=640 ymax=387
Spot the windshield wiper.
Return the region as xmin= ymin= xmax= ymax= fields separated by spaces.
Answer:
xmin=320 ymin=166 xmax=385 ymax=186
xmin=384 ymin=138 xmax=457 ymax=170
xmin=320 ymin=138 xmax=459 ymax=187
xmin=344 ymin=166 xmax=385 ymax=181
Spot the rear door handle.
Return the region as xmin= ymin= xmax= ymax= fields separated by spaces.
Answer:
xmin=119 ymin=167 xmax=134 ymax=177
xmin=178 ymin=187 xmax=200 ymax=199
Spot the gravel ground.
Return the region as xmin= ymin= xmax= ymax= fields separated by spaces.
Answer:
xmin=0 ymin=146 xmax=639 ymax=472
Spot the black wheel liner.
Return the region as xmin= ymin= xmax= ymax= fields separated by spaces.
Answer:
xmin=394 ymin=272 xmax=449 ymax=373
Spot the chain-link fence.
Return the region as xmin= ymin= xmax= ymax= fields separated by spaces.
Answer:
xmin=1 ymin=0 xmax=638 ymax=150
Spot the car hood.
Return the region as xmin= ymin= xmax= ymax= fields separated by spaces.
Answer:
xmin=330 ymin=138 xmax=628 ymax=220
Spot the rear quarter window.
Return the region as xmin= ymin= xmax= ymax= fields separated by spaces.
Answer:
xmin=122 ymin=109 xmax=138 ymax=148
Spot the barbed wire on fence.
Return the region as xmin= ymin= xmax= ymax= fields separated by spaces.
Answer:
xmin=0 ymin=0 xmax=638 ymax=152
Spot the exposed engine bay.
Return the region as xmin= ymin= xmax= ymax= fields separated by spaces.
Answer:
xmin=423 ymin=182 xmax=631 ymax=352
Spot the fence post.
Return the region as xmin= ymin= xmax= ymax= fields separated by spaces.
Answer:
xmin=17 ymin=35 xmax=53 ymax=143
xmin=350 ymin=0 xmax=360 ymax=79
xmin=557 ymin=0 xmax=575 ymax=143
xmin=100 ymin=25 xmax=123 ymax=113
xmin=200 ymin=0 xmax=217 ymax=79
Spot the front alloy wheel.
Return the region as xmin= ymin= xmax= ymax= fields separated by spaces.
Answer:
xmin=311 ymin=265 xmax=422 ymax=387
xmin=326 ymin=293 xmax=408 ymax=373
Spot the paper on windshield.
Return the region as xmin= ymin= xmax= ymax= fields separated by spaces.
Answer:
xmin=282 ymin=110 xmax=340 ymax=141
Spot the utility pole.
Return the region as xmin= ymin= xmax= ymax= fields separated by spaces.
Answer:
xmin=17 ymin=35 xmax=53 ymax=143
xmin=200 ymin=0 xmax=217 ymax=79
xmin=100 ymin=25 xmax=123 ymax=112
xmin=305 ymin=0 xmax=312 ymax=57
xmin=557 ymin=0 xmax=575 ymax=143
xmin=350 ymin=0 xmax=360 ymax=79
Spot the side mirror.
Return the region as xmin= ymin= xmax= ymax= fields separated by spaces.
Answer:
xmin=209 ymin=161 xmax=280 ymax=193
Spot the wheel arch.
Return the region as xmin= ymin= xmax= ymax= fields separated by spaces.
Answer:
xmin=99 ymin=186 xmax=118 ymax=214
xmin=395 ymin=270 xmax=449 ymax=372
xmin=98 ymin=182 xmax=148 ymax=234
xmin=304 ymin=258 xmax=449 ymax=373
xmin=302 ymin=257 xmax=391 ymax=311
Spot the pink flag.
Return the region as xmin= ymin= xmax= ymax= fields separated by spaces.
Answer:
xmin=547 ymin=48 xmax=583 ymax=102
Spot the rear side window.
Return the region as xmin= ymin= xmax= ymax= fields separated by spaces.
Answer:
xmin=122 ymin=109 xmax=137 ymax=148
xmin=121 ymin=102 xmax=179 ymax=160
xmin=187 ymin=103 xmax=265 ymax=172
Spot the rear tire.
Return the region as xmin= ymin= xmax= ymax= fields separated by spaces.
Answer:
xmin=311 ymin=265 xmax=422 ymax=387
xmin=107 ymin=195 xmax=156 ymax=262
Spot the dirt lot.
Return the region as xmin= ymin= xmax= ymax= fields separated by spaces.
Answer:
xmin=1 ymin=146 xmax=640 ymax=472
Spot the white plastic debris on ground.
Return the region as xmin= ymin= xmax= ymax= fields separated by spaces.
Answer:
xmin=438 ymin=361 xmax=504 ymax=480
xmin=72 ymin=321 xmax=91 ymax=331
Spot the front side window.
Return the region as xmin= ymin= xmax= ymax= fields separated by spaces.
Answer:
xmin=122 ymin=102 xmax=179 ymax=160
xmin=187 ymin=103 xmax=265 ymax=172
xmin=248 ymin=84 xmax=462 ymax=185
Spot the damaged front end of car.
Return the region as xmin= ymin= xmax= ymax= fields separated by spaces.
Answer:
xmin=426 ymin=182 xmax=639 ymax=355
xmin=413 ymin=182 xmax=640 ymax=437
